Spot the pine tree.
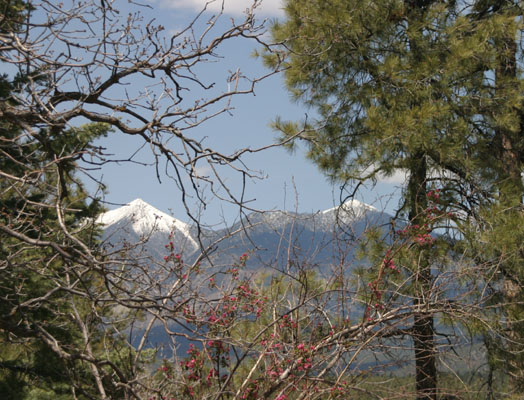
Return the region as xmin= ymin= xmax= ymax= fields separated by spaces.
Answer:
xmin=466 ymin=0 xmax=524 ymax=391
xmin=0 ymin=3 xmax=128 ymax=397
xmin=0 ymin=75 xmax=116 ymax=398
xmin=265 ymin=0 xmax=524 ymax=397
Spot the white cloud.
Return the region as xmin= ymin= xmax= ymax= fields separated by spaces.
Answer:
xmin=162 ymin=0 xmax=284 ymax=17
xmin=361 ymin=165 xmax=408 ymax=185
xmin=378 ymin=169 xmax=408 ymax=185
xmin=377 ymin=168 xmax=461 ymax=185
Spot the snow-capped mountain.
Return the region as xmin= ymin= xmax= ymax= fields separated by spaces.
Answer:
xmin=322 ymin=199 xmax=378 ymax=218
xmin=96 ymin=198 xmax=389 ymax=359
xmin=97 ymin=198 xmax=199 ymax=259
xmin=97 ymin=199 xmax=195 ymax=243
xmin=96 ymin=198 xmax=389 ymax=270
xmin=210 ymin=199 xmax=388 ymax=271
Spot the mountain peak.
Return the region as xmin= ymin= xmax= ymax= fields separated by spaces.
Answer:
xmin=128 ymin=198 xmax=148 ymax=207
xmin=322 ymin=199 xmax=377 ymax=215
xmin=96 ymin=199 xmax=197 ymax=249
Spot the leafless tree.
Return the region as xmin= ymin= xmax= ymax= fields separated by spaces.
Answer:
xmin=0 ymin=0 xmax=288 ymax=397
xmin=123 ymin=201 xmax=500 ymax=400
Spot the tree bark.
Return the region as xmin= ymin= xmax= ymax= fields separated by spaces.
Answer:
xmin=405 ymin=0 xmax=438 ymax=396
xmin=492 ymin=0 xmax=524 ymax=390
xmin=408 ymin=151 xmax=437 ymax=400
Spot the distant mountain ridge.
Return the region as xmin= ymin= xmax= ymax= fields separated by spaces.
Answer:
xmin=96 ymin=199 xmax=397 ymax=360
xmin=95 ymin=200 xmax=482 ymax=373
xmin=96 ymin=198 xmax=390 ymax=269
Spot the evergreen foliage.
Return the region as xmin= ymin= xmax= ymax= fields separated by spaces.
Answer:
xmin=0 ymin=73 xmax=121 ymax=399
xmin=266 ymin=0 xmax=524 ymax=397
xmin=0 ymin=2 xmax=135 ymax=398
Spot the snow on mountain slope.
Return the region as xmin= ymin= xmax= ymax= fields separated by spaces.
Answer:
xmin=96 ymin=199 xmax=198 ymax=250
xmin=319 ymin=199 xmax=378 ymax=226
xmin=322 ymin=199 xmax=377 ymax=216
xmin=95 ymin=198 xmax=383 ymax=266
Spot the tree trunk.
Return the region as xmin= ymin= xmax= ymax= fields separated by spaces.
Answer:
xmin=492 ymin=0 xmax=524 ymax=390
xmin=405 ymin=0 xmax=438 ymax=397
xmin=408 ymin=152 xmax=437 ymax=400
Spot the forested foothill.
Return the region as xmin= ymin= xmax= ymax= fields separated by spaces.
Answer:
xmin=1 ymin=0 xmax=524 ymax=399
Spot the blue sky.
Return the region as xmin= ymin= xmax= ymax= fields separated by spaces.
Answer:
xmin=90 ymin=0 xmax=404 ymax=224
